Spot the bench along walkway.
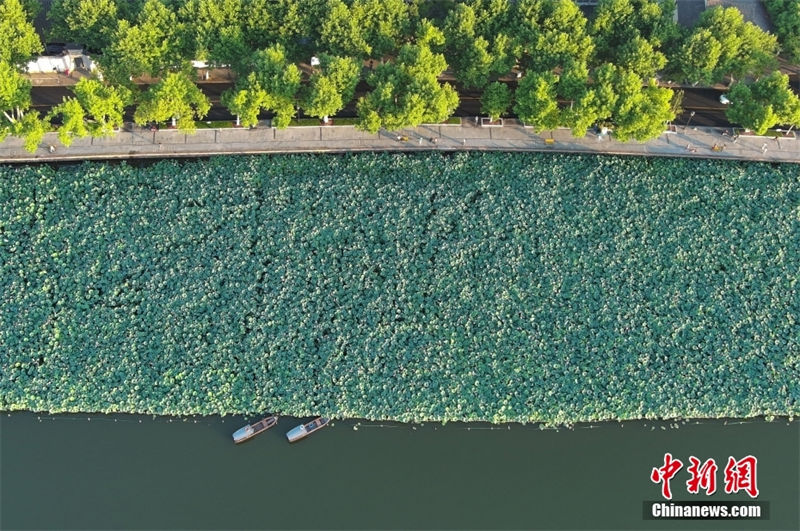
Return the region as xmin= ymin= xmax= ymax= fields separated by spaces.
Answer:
xmin=0 ymin=119 xmax=798 ymax=164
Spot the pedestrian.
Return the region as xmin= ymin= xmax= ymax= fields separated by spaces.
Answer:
xmin=48 ymin=145 xmax=55 ymax=153
xmin=418 ymin=137 xmax=423 ymax=145
xmin=462 ymin=139 xmax=466 ymax=145
xmin=396 ymin=135 xmax=401 ymax=141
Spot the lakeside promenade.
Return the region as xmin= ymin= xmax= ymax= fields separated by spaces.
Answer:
xmin=1 ymin=119 xmax=799 ymax=164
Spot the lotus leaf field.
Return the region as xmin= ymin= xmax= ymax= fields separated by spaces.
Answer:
xmin=1 ymin=153 xmax=798 ymax=424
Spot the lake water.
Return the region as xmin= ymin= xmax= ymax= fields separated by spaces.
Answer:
xmin=1 ymin=413 xmax=797 ymax=530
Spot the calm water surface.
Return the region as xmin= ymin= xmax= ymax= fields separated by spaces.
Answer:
xmin=1 ymin=413 xmax=798 ymax=530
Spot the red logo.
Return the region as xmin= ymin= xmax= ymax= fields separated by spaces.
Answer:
xmin=686 ymin=456 xmax=718 ymax=495
xmin=724 ymin=455 xmax=760 ymax=498
xmin=651 ymin=453 xmax=683 ymax=500
xmin=651 ymin=453 xmax=759 ymax=499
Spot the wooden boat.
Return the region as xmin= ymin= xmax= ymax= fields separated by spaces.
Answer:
xmin=232 ymin=415 xmax=278 ymax=444
xmin=286 ymin=417 xmax=330 ymax=442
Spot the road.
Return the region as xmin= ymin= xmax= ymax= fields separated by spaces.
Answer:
xmin=29 ymin=83 xmax=745 ymax=128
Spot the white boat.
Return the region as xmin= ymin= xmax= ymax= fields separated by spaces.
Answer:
xmin=232 ymin=415 xmax=278 ymax=444
xmin=286 ymin=417 xmax=330 ymax=442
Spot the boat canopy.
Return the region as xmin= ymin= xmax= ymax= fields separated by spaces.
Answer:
xmin=232 ymin=425 xmax=254 ymax=441
xmin=286 ymin=425 xmax=307 ymax=442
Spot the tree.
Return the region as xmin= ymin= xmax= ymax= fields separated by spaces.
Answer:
xmin=481 ymin=81 xmax=511 ymax=121
xmin=673 ymin=29 xmax=722 ymax=86
xmin=513 ymin=72 xmax=561 ymax=132
xmin=726 ymin=72 xmax=800 ymax=135
xmin=617 ymin=35 xmax=666 ymax=79
xmin=133 ymin=72 xmax=210 ymax=131
xmin=517 ymin=0 xmax=594 ymax=73
xmin=48 ymin=98 xmax=88 ymax=146
xmin=356 ymin=42 xmax=458 ymax=133
xmin=250 ymin=44 xmax=301 ymax=128
xmin=319 ymin=0 xmax=370 ymax=58
xmin=563 ymin=88 xmax=608 ymax=137
xmin=178 ymin=0 xmax=250 ymax=72
xmin=467 ymin=0 xmax=517 ymax=38
xmin=676 ymin=7 xmax=778 ymax=84
xmin=301 ymin=55 xmax=360 ymax=120
xmin=0 ymin=60 xmax=33 ymax=144
xmin=15 ymin=111 xmax=48 ymax=152
xmin=72 ymin=78 xmax=132 ymax=136
xmin=442 ymin=4 xmax=494 ymax=89
xmin=764 ymin=0 xmax=800 ymax=62
xmin=557 ymin=58 xmax=590 ymax=103
xmin=102 ymin=0 xmax=185 ymax=83
xmin=591 ymin=0 xmax=677 ymax=56
xmin=221 ymin=74 xmax=268 ymax=128
xmin=0 ymin=62 xmax=47 ymax=153
xmin=47 ymin=0 xmax=120 ymax=52
xmin=0 ymin=0 xmax=42 ymax=66
xmin=243 ymin=0 xmax=325 ymax=61
xmin=612 ymin=73 xmax=675 ymax=141
xmin=352 ymin=0 xmax=411 ymax=58
xmin=221 ymin=44 xmax=302 ymax=129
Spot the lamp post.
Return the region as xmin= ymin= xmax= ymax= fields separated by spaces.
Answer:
xmin=685 ymin=111 xmax=696 ymax=129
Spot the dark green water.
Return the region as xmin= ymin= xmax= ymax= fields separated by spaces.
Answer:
xmin=1 ymin=413 xmax=798 ymax=530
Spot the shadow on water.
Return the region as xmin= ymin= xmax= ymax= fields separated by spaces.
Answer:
xmin=1 ymin=412 xmax=798 ymax=530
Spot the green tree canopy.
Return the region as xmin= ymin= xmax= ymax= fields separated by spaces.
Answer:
xmin=442 ymin=4 xmax=494 ymax=89
xmin=352 ymin=0 xmax=412 ymax=58
xmin=676 ymin=6 xmax=779 ymax=84
xmin=517 ymin=0 xmax=594 ymax=73
xmin=0 ymin=0 xmax=42 ymax=66
xmin=178 ymin=0 xmax=249 ymax=71
xmin=47 ymin=0 xmax=120 ymax=52
xmin=726 ymin=71 xmax=800 ymax=134
xmin=133 ymin=71 xmax=210 ymax=131
xmin=0 ymin=59 xmax=47 ymax=153
xmin=15 ymin=111 xmax=48 ymax=152
xmin=47 ymin=97 xmax=88 ymax=146
xmin=102 ymin=0 xmax=186 ymax=83
xmin=249 ymin=44 xmax=301 ymax=128
xmin=221 ymin=73 xmax=268 ymax=128
xmin=319 ymin=0 xmax=371 ymax=58
xmin=616 ymin=35 xmax=667 ymax=79
xmin=673 ymin=28 xmax=722 ymax=86
xmin=356 ymin=42 xmax=458 ymax=133
xmin=513 ymin=71 xmax=561 ymax=132
xmin=591 ymin=0 xmax=677 ymax=55
xmin=72 ymin=78 xmax=133 ymax=136
xmin=243 ymin=0 xmax=325 ymax=61
xmin=612 ymin=71 xmax=675 ymax=141
xmin=0 ymin=60 xmax=32 ymax=128
xmin=481 ymin=81 xmax=512 ymax=121
xmin=0 ymin=59 xmax=39 ymax=151
xmin=764 ymin=0 xmax=800 ymax=62
xmin=301 ymin=55 xmax=361 ymax=120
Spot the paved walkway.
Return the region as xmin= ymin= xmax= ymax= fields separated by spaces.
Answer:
xmin=0 ymin=119 xmax=798 ymax=164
